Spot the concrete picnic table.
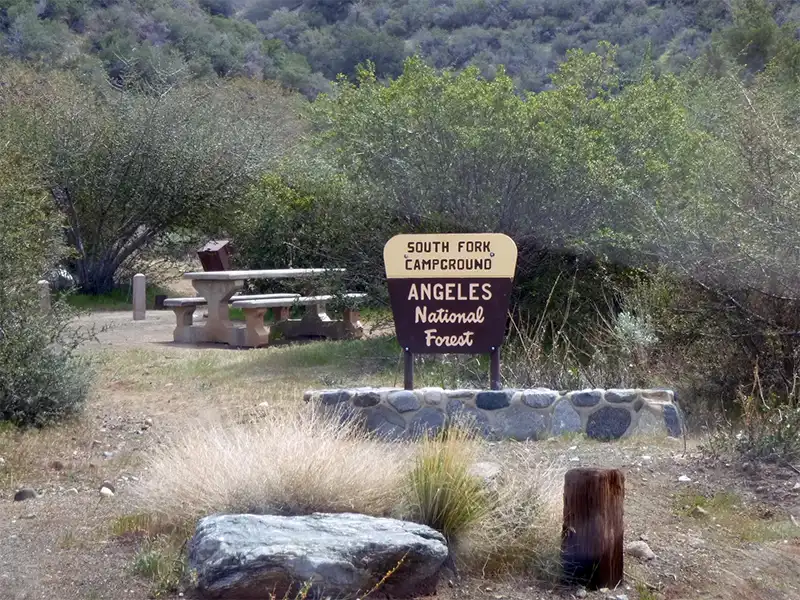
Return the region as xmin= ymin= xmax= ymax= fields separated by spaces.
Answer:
xmin=184 ymin=268 xmax=344 ymax=345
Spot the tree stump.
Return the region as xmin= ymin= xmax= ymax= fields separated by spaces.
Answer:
xmin=561 ymin=467 xmax=625 ymax=589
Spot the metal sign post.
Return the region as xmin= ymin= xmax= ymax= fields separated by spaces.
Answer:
xmin=490 ymin=347 xmax=501 ymax=390
xmin=404 ymin=349 xmax=414 ymax=390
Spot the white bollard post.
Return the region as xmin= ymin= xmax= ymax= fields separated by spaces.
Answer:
xmin=37 ymin=280 xmax=51 ymax=314
xmin=132 ymin=273 xmax=146 ymax=321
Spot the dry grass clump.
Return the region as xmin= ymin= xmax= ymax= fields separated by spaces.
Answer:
xmin=133 ymin=410 xmax=563 ymax=580
xmin=460 ymin=445 xmax=563 ymax=577
xmin=134 ymin=410 xmax=407 ymax=522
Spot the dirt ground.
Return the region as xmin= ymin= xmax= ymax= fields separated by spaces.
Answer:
xmin=1 ymin=312 xmax=800 ymax=600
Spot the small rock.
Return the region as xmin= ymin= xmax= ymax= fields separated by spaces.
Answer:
xmin=144 ymin=417 xmax=154 ymax=426
xmin=615 ymin=595 xmax=629 ymax=600
xmin=678 ymin=475 xmax=692 ymax=483
xmin=66 ymin=488 xmax=79 ymax=494
xmin=793 ymin=482 xmax=800 ymax=490
xmin=102 ymin=451 xmax=114 ymax=459
xmin=691 ymin=506 xmax=708 ymax=518
xmin=576 ymin=589 xmax=587 ymax=599
xmin=100 ymin=480 xmax=116 ymax=494
xmin=641 ymin=455 xmax=652 ymax=461
xmin=13 ymin=488 xmax=37 ymax=502
xmin=569 ymin=457 xmax=580 ymax=462
xmin=0 ymin=457 xmax=5 ymax=467
xmin=569 ymin=445 xmax=578 ymax=451
xmin=91 ymin=440 xmax=102 ymax=448
xmin=468 ymin=461 xmax=502 ymax=486
xmin=99 ymin=486 xmax=115 ymax=498
xmin=20 ymin=514 xmax=36 ymax=520
xmin=625 ymin=540 xmax=656 ymax=560
xmin=49 ymin=460 xmax=65 ymax=471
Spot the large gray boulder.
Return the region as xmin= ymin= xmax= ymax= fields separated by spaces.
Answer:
xmin=188 ymin=512 xmax=449 ymax=599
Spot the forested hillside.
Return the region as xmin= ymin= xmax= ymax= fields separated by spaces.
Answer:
xmin=2 ymin=0 xmax=799 ymax=95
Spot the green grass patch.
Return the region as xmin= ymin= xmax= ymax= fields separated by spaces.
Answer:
xmin=121 ymin=512 xmax=196 ymax=598
xmin=112 ymin=513 xmax=196 ymax=539
xmin=263 ymin=335 xmax=401 ymax=370
xmin=676 ymin=490 xmax=742 ymax=515
xmin=64 ymin=284 xmax=174 ymax=311
xmin=635 ymin=581 xmax=659 ymax=600
xmin=132 ymin=536 xmax=190 ymax=597
xmin=676 ymin=490 xmax=800 ymax=543
xmin=112 ymin=513 xmax=156 ymax=538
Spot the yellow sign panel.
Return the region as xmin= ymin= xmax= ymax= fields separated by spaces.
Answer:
xmin=384 ymin=233 xmax=518 ymax=279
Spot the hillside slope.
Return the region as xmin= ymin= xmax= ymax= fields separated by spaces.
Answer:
xmin=1 ymin=0 xmax=799 ymax=93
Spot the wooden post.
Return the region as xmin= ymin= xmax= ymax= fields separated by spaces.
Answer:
xmin=132 ymin=273 xmax=146 ymax=321
xmin=561 ymin=468 xmax=625 ymax=589
xmin=37 ymin=280 xmax=51 ymax=314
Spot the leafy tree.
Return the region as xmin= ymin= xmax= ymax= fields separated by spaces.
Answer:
xmin=199 ymin=0 xmax=236 ymax=17
xmin=5 ymin=64 xmax=304 ymax=293
xmin=723 ymin=0 xmax=783 ymax=71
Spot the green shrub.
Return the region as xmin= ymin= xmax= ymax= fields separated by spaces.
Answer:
xmin=734 ymin=391 xmax=800 ymax=462
xmin=0 ymin=314 xmax=91 ymax=425
xmin=0 ymin=118 xmax=91 ymax=425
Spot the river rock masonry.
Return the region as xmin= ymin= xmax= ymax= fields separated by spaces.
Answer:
xmin=304 ymin=387 xmax=683 ymax=441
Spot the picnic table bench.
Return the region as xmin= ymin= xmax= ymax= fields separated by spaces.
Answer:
xmin=230 ymin=293 xmax=367 ymax=347
xmin=164 ymin=293 xmax=299 ymax=337
xmin=165 ymin=268 xmax=363 ymax=347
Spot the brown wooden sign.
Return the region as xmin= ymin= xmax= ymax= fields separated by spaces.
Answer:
xmin=384 ymin=234 xmax=518 ymax=354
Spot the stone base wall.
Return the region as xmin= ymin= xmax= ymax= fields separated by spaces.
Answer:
xmin=303 ymin=387 xmax=683 ymax=441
